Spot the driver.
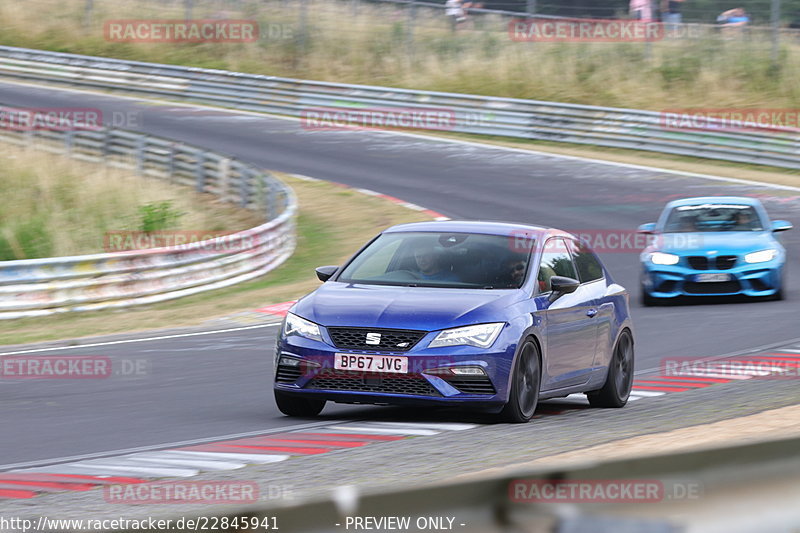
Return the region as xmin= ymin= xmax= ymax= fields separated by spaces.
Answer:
xmin=734 ymin=210 xmax=755 ymax=230
xmin=505 ymin=258 xmax=528 ymax=287
xmin=413 ymin=245 xmax=457 ymax=281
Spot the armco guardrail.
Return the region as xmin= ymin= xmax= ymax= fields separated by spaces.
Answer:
xmin=0 ymin=45 xmax=798 ymax=169
xmin=112 ymin=434 xmax=799 ymax=533
xmin=0 ymin=116 xmax=296 ymax=320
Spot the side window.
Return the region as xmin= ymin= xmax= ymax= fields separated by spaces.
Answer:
xmin=537 ymin=238 xmax=578 ymax=293
xmin=569 ymin=240 xmax=604 ymax=283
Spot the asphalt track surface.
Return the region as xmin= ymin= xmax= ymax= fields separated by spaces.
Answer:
xmin=1 ymin=81 xmax=799 ymax=467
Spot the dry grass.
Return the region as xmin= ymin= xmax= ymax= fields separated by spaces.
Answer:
xmin=0 ymin=146 xmax=261 ymax=260
xmin=0 ymin=174 xmax=433 ymax=345
xmin=1 ymin=0 xmax=799 ymax=109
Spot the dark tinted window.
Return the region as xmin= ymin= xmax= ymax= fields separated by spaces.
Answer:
xmin=537 ymin=238 xmax=577 ymax=292
xmin=569 ymin=240 xmax=604 ymax=283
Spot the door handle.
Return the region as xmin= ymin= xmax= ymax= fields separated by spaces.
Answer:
xmin=586 ymin=308 xmax=598 ymax=318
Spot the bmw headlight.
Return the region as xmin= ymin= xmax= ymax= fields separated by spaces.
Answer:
xmin=283 ymin=312 xmax=323 ymax=342
xmin=648 ymin=252 xmax=680 ymax=265
xmin=744 ymin=249 xmax=778 ymax=264
xmin=429 ymin=323 xmax=504 ymax=349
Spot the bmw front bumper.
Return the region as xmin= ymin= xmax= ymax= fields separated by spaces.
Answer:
xmin=642 ymin=259 xmax=784 ymax=298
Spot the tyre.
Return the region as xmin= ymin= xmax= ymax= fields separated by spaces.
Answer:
xmin=640 ymin=283 xmax=656 ymax=306
xmin=274 ymin=390 xmax=326 ymax=417
xmin=587 ymin=330 xmax=634 ymax=408
xmin=499 ymin=340 xmax=541 ymax=423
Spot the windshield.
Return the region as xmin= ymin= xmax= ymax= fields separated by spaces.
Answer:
xmin=663 ymin=204 xmax=764 ymax=233
xmin=337 ymin=231 xmax=533 ymax=289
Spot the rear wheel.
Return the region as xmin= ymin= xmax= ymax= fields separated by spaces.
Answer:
xmin=274 ymin=390 xmax=326 ymax=417
xmin=499 ymin=340 xmax=541 ymax=423
xmin=587 ymin=330 xmax=634 ymax=408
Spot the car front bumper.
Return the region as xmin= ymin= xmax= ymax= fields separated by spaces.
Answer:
xmin=273 ymin=335 xmax=516 ymax=410
xmin=641 ymin=260 xmax=784 ymax=298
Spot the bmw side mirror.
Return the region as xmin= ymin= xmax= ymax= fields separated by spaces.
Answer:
xmin=772 ymin=220 xmax=793 ymax=232
xmin=548 ymin=276 xmax=580 ymax=302
xmin=637 ymin=223 xmax=657 ymax=234
xmin=315 ymin=265 xmax=338 ymax=282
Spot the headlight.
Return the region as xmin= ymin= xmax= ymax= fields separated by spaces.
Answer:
xmin=283 ymin=313 xmax=323 ymax=342
xmin=649 ymin=252 xmax=680 ymax=265
xmin=429 ymin=323 xmax=504 ymax=349
xmin=744 ymin=249 xmax=778 ymax=264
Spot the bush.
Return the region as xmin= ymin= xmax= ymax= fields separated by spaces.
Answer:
xmin=138 ymin=201 xmax=185 ymax=233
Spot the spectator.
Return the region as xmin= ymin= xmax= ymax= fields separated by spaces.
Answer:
xmin=718 ymin=7 xmax=749 ymax=27
xmin=630 ymin=0 xmax=653 ymax=21
xmin=445 ymin=0 xmax=466 ymax=31
xmin=661 ymin=0 xmax=685 ymax=28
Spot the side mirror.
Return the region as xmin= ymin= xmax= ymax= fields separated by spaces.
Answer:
xmin=315 ymin=265 xmax=338 ymax=282
xmin=548 ymin=276 xmax=580 ymax=302
xmin=772 ymin=220 xmax=793 ymax=232
xmin=637 ymin=223 xmax=657 ymax=234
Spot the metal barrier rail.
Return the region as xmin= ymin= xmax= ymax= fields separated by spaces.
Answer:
xmin=0 ymin=45 xmax=798 ymax=169
xmin=0 ymin=116 xmax=296 ymax=320
xmin=126 ymin=434 xmax=800 ymax=532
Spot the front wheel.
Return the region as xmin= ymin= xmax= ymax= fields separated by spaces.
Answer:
xmin=587 ymin=330 xmax=634 ymax=408
xmin=498 ymin=340 xmax=541 ymax=423
xmin=274 ymin=390 xmax=326 ymax=417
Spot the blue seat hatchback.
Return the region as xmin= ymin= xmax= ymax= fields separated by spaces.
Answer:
xmin=273 ymin=221 xmax=634 ymax=423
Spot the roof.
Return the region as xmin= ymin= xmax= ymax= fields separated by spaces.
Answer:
xmin=384 ymin=220 xmax=552 ymax=237
xmin=665 ymin=196 xmax=763 ymax=208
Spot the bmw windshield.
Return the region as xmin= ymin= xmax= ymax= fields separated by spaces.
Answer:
xmin=336 ymin=231 xmax=533 ymax=289
xmin=663 ymin=204 xmax=764 ymax=233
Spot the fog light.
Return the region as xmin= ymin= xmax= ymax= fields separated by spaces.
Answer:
xmin=451 ymin=366 xmax=487 ymax=376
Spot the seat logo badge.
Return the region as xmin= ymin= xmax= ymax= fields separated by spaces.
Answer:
xmin=365 ymin=333 xmax=382 ymax=345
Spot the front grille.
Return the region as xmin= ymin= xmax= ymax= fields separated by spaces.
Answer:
xmin=749 ymin=278 xmax=772 ymax=291
xmin=684 ymin=281 xmax=742 ymax=294
xmin=656 ymin=280 xmax=678 ymax=293
xmin=327 ymin=327 xmax=425 ymax=352
xmin=687 ymin=256 xmax=709 ymax=270
xmin=444 ymin=376 xmax=496 ymax=395
xmin=716 ymin=256 xmax=738 ymax=270
xmin=306 ymin=369 xmax=440 ymax=396
xmin=275 ymin=363 xmax=304 ymax=383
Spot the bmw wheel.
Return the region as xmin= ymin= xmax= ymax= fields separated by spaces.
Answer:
xmin=587 ymin=330 xmax=634 ymax=408
xmin=274 ymin=390 xmax=326 ymax=417
xmin=499 ymin=340 xmax=541 ymax=423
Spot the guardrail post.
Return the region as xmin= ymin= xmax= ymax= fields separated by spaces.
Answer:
xmin=240 ymin=168 xmax=251 ymax=209
xmin=220 ymin=157 xmax=231 ymax=200
xmin=64 ymin=129 xmax=74 ymax=156
xmin=195 ymin=150 xmax=205 ymax=193
xmin=102 ymin=129 xmax=110 ymax=161
xmin=135 ymin=135 xmax=145 ymax=176
xmin=168 ymin=143 xmax=176 ymax=182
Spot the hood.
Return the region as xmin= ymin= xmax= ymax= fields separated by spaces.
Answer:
xmin=649 ymin=231 xmax=778 ymax=255
xmin=292 ymin=282 xmax=526 ymax=331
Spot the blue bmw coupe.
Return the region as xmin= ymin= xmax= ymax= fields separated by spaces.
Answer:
xmin=273 ymin=221 xmax=634 ymax=422
xmin=639 ymin=197 xmax=792 ymax=305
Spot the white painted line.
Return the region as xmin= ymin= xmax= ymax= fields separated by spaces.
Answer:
xmin=669 ymin=371 xmax=752 ymax=380
xmin=168 ymin=451 xmax=288 ymax=464
xmin=778 ymin=349 xmax=800 ymax=353
xmin=19 ymin=463 xmax=198 ymax=478
xmin=0 ymin=419 xmax=348 ymax=471
xmin=628 ymin=390 xmax=667 ymax=397
xmin=326 ymin=425 xmax=439 ymax=436
xmin=366 ymin=422 xmax=476 ymax=431
xmin=0 ymin=323 xmax=280 ymax=356
xmin=120 ymin=452 xmax=246 ymax=470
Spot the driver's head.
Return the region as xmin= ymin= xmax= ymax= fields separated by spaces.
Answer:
xmin=414 ymin=245 xmax=442 ymax=275
xmin=507 ymin=258 xmax=527 ymax=285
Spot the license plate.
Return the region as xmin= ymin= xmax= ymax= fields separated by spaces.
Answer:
xmin=334 ymin=354 xmax=408 ymax=374
xmin=694 ymin=273 xmax=732 ymax=282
